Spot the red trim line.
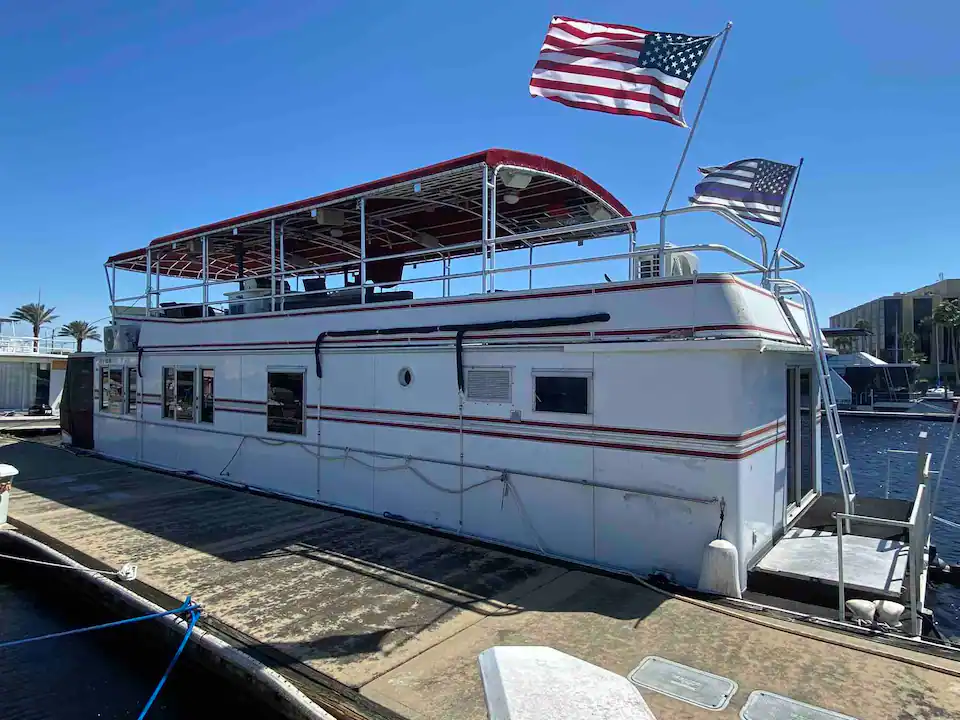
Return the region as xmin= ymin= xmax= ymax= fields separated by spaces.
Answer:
xmin=315 ymin=405 xmax=782 ymax=443
xmin=129 ymin=406 xmax=785 ymax=459
xmin=314 ymin=414 xmax=784 ymax=460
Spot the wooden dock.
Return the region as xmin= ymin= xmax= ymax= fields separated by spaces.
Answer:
xmin=2 ymin=436 xmax=959 ymax=720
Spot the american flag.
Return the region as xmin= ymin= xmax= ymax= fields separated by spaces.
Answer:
xmin=690 ymin=159 xmax=799 ymax=226
xmin=529 ymin=16 xmax=715 ymax=127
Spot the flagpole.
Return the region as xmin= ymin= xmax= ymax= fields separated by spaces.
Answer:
xmin=658 ymin=21 xmax=732 ymax=277
xmin=770 ymin=157 xmax=804 ymax=275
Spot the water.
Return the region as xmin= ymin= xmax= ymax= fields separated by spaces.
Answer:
xmin=0 ymin=564 xmax=285 ymax=720
xmin=821 ymin=416 xmax=960 ymax=637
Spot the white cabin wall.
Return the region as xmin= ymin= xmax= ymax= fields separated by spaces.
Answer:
xmin=319 ymin=351 xmax=376 ymax=511
xmin=734 ymin=351 xmax=825 ymax=581
xmin=88 ymin=277 xmax=823 ymax=588
xmin=93 ymin=354 xmax=139 ymax=462
xmin=235 ymin=353 xmax=318 ymax=500
xmin=370 ymin=350 xmax=462 ymax=530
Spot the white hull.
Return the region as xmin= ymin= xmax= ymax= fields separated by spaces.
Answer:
xmin=92 ymin=274 xmax=820 ymax=589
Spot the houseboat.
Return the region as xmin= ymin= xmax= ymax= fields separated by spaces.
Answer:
xmin=0 ymin=318 xmax=69 ymax=429
xmin=62 ymin=149 xmax=935 ymax=635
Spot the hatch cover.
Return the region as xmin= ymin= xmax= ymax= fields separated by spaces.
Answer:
xmin=628 ymin=656 xmax=737 ymax=711
xmin=740 ymin=691 xmax=858 ymax=720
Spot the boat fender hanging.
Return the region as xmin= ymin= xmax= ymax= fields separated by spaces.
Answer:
xmin=137 ymin=347 xmax=144 ymax=378
xmin=697 ymin=539 xmax=741 ymax=599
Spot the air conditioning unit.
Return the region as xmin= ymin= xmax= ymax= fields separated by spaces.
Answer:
xmin=104 ymin=324 xmax=141 ymax=353
xmin=637 ymin=247 xmax=700 ymax=279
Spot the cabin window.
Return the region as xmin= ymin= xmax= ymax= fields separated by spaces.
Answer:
xmin=175 ymin=369 xmax=196 ymax=422
xmin=101 ymin=367 xmax=124 ymax=413
xmin=267 ymin=370 xmax=305 ymax=435
xmin=465 ymin=368 xmax=512 ymax=403
xmin=162 ymin=367 xmax=175 ymax=419
xmin=533 ymin=374 xmax=590 ymax=415
xmin=126 ymin=367 xmax=138 ymax=415
xmin=200 ymin=368 xmax=215 ymax=424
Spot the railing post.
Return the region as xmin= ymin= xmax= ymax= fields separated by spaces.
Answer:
xmin=836 ymin=514 xmax=845 ymax=622
xmin=145 ymin=248 xmax=152 ymax=311
xmin=201 ymin=235 xmax=209 ymax=315
xmin=480 ymin=165 xmax=488 ymax=293
xmin=359 ymin=198 xmax=366 ymax=303
xmin=489 ymin=169 xmax=497 ymax=293
xmin=279 ymin=221 xmax=286 ymax=311
xmin=270 ymin=219 xmax=277 ymax=311
xmin=915 ymin=431 xmax=928 ymax=488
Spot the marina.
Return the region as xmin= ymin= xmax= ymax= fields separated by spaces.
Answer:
xmin=4 ymin=5 xmax=960 ymax=718
xmin=3 ymin=143 xmax=951 ymax=719
xmin=3 ymin=434 xmax=960 ymax=719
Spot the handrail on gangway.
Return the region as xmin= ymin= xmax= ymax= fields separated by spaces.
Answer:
xmin=833 ymin=436 xmax=933 ymax=638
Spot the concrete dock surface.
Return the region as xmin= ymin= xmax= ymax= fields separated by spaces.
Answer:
xmin=2 ymin=436 xmax=959 ymax=720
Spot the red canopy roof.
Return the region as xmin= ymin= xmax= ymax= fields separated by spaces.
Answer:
xmin=107 ymin=149 xmax=632 ymax=280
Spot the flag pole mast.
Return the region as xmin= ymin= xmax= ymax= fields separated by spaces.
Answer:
xmin=658 ymin=21 xmax=733 ymax=277
xmin=770 ymin=157 xmax=804 ymax=275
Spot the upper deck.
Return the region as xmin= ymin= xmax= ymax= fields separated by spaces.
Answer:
xmin=103 ymin=148 xmax=803 ymax=327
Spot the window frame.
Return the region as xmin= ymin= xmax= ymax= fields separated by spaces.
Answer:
xmin=266 ymin=367 xmax=306 ymax=436
xmin=531 ymin=370 xmax=592 ymax=416
xmin=162 ymin=367 xmax=175 ymax=419
xmin=161 ymin=365 xmax=199 ymax=423
xmin=100 ymin=366 xmax=124 ymax=414
xmin=125 ymin=367 xmax=138 ymax=415
xmin=200 ymin=367 xmax=215 ymax=424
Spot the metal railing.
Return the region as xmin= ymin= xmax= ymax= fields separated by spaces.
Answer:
xmin=0 ymin=335 xmax=74 ymax=355
xmin=108 ymin=203 xmax=808 ymax=320
xmin=834 ymin=435 xmax=933 ymax=637
xmin=883 ymin=448 xmax=939 ymax=499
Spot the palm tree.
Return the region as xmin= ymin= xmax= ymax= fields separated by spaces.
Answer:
xmin=10 ymin=303 xmax=58 ymax=352
xmin=899 ymin=331 xmax=925 ymax=364
xmin=57 ymin=320 xmax=102 ymax=353
xmin=853 ymin=319 xmax=871 ymax=354
xmin=831 ymin=335 xmax=854 ymax=353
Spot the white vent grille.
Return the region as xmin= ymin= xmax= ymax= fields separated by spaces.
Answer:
xmin=466 ymin=368 xmax=511 ymax=403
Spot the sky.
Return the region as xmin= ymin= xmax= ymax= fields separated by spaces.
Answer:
xmin=1 ymin=1 xmax=958 ymax=349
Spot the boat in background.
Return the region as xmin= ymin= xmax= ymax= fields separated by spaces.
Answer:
xmin=0 ymin=318 xmax=69 ymax=431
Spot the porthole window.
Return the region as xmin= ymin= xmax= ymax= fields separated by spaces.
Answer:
xmin=398 ymin=367 xmax=413 ymax=387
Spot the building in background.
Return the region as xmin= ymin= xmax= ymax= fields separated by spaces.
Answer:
xmin=829 ymin=277 xmax=960 ymax=381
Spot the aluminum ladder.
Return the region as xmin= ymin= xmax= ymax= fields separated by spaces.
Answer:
xmin=770 ymin=279 xmax=857 ymax=517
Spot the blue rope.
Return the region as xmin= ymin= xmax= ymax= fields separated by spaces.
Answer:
xmin=0 ymin=598 xmax=200 ymax=649
xmin=137 ymin=604 xmax=201 ymax=719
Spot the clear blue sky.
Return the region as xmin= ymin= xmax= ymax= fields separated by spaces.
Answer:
xmin=2 ymin=1 xmax=958 ymax=347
